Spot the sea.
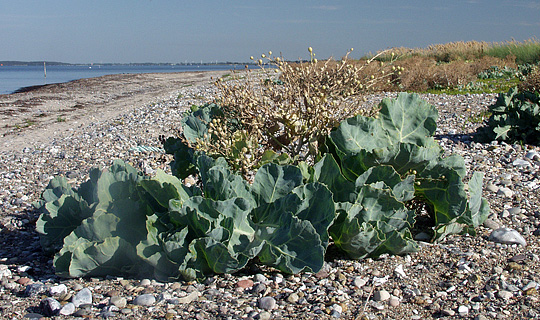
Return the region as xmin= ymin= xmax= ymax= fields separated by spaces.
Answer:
xmin=0 ymin=64 xmax=246 ymax=95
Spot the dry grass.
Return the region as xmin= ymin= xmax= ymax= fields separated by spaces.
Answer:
xmin=518 ymin=67 xmax=540 ymax=93
xmin=393 ymin=55 xmax=517 ymax=91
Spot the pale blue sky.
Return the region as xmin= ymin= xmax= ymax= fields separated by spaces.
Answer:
xmin=1 ymin=0 xmax=539 ymax=63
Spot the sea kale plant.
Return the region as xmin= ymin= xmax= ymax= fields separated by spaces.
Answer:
xmin=36 ymin=91 xmax=489 ymax=281
xmin=170 ymin=48 xmax=402 ymax=176
xmin=477 ymin=87 xmax=540 ymax=145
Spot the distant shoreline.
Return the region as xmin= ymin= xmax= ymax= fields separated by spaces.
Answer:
xmin=0 ymin=61 xmax=254 ymax=67
xmin=0 ymin=64 xmax=251 ymax=95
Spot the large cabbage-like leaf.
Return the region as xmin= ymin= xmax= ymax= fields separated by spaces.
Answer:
xmin=251 ymin=163 xmax=303 ymax=205
xmin=330 ymin=92 xmax=438 ymax=154
xmin=168 ymin=196 xmax=257 ymax=278
xmin=54 ymin=198 xmax=151 ymax=278
xmin=163 ymin=137 xmax=197 ymax=179
xmin=196 ymin=155 xmax=252 ymax=202
xmin=254 ymin=212 xmax=325 ymax=274
xmin=139 ymin=169 xmax=193 ymax=210
xmin=329 ymin=184 xmax=417 ymax=259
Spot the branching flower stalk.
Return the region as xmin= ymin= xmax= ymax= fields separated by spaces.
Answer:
xmin=189 ymin=48 xmax=401 ymax=176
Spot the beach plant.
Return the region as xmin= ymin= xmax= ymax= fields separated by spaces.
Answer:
xmin=167 ymin=48 xmax=401 ymax=177
xmin=477 ymin=87 xmax=540 ymax=145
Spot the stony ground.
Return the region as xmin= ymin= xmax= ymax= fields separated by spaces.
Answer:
xmin=0 ymin=73 xmax=539 ymax=319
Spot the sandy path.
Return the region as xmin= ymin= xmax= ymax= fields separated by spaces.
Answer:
xmin=0 ymin=70 xmax=228 ymax=153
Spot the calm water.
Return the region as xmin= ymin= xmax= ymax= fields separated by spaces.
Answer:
xmin=0 ymin=64 xmax=245 ymax=95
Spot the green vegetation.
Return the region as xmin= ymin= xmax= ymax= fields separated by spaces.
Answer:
xmin=36 ymin=93 xmax=488 ymax=281
xmin=485 ymin=39 xmax=540 ymax=65
xmin=477 ymin=87 xmax=540 ymax=145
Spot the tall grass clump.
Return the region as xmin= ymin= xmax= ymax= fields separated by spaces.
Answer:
xmin=485 ymin=38 xmax=540 ymax=65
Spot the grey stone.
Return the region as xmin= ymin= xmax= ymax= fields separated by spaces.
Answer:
xmin=442 ymin=309 xmax=455 ymax=316
xmin=24 ymin=283 xmax=45 ymax=297
xmin=525 ymin=151 xmax=539 ymax=161
xmin=258 ymin=311 xmax=272 ymax=320
xmin=497 ymin=187 xmax=514 ymax=198
xmin=388 ymin=296 xmax=400 ymax=307
xmin=486 ymin=183 xmax=499 ymax=193
xmin=522 ymin=281 xmax=538 ymax=291
xmin=59 ymin=302 xmax=76 ymax=316
xmin=287 ymin=292 xmax=299 ymax=303
xmin=72 ymin=288 xmax=92 ymax=307
xmin=40 ymin=298 xmax=61 ymax=316
xmin=110 ymin=296 xmax=127 ymax=308
xmin=498 ymin=290 xmax=513 ymax=300
xmin=176 ymin=291 xmax=199 ymax=304
xmin=458 ymin=305 xmax=469 ymax=316
xmin=253 ymin=274 xmax=268 ymax=283
xmin=353 ymin=276 xmax=367 ymax=288
xmin=258 ymin=296 xmax=276 ymax=310
xmin=139 ymin=278 xmax=151 ymax=287
xmin=489 ymin=227 xmax=527 ymax=246
xmin=132 ymin=293 xmax=156 ymax=306
xmin=49 ymin=284 xmax=67 ymax=296
xmin=512 ymin=159 xmax=531 ymax=167
xmin=373 ymin=290 xmax=391 ymax=302
xmin=0 ymin=265 xmax=12 ymax=280
xmin=23 ymin=313 xmax=45 ymax=319
xmin=483 ymin=218 xmax=501 ymax=230
xmin=252 ymin=283 xmax=266 ymax=294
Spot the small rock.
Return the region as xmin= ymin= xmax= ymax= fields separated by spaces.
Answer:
xmin=72 ymin=288 xmax=92 ymax=307
xmin=373 ymin=290 xmax=391 ymax=302
xmin=110 ymin=296 xmax=127 ymax=308
xmin=258 ymin=311 xmax=272 ymax=320
xmin=258 ymin=296 xmax=276 ymax=310
xmin=498 ymin=290 xmax=513 ymax=300
xmin=23 ymin=313 xmax=45 ymax=319
xmin=72 ymin=283 xmax=84 ymax=291
xmin=17 ymin=277 xmax=31 ymax=285
xmin=442 ymin=309 xmax=455 ymax=316
xmin=522 ymin=281 xmax=538 ymax=291
xmin=132 ymin=293 xmax=156 ymax=306
xmin=483 ymin=218 xmax=501 ymax=230
xmin=254 ymin=274 xmax=268 ymax=283
xmin=59 ymin=302 xmax=75 ymax=316
xmin=486 ymin=183 xmax=499 ymax=193
xmin=388 ymin=296 xmax=400 ymax=307
xmin=24 ymin=283 xmax=45 ymax=297
xmin=353 ymin=276 xmax=367 ymax=288
xmin=497 ymin=187 xmax=514 ymax=198
xmin=237 ymin=279 xmax=254 ymax=289
xmin=525 ymin=151 xmax=539 ymax=161
xmin=177 ymin=291 xmax=199 ymax=304
xmin=512 ymin=159 xmax=531 ymax=167
xmin=287 ymin=292 xmax=299 ymax=303
xmin=139 ymin=279 xmax=151 ymax=287
xmin=458 ymin=305 xmax=469 ymax=316
xmin=40 ymin=298 xmax=61 ymax=316
xmin=0 ymin=265 xmax=12 ymax=280
xmin=394 ymin=264 xmax=407 ymax=278
xmin=49 ymin=284 xmax=68 ymax=296
xmin=509 ymin=254 xmax=527 ymax=262
xmin=489 ymin=227 xmax=527 ymax=246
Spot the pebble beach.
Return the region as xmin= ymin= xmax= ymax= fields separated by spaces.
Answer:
xmin=0 ymin=71 xmax=539 ymax=319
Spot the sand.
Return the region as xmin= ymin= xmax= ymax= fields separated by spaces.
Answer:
xmin=0 ymin=70 xmax=228 ymax=153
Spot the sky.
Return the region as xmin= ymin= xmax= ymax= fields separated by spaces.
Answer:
xmin=1 ymin=0 xmax=539 ymax=64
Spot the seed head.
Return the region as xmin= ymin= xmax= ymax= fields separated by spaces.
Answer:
xmin=308 ymin=47 xmax=313 ymax=53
